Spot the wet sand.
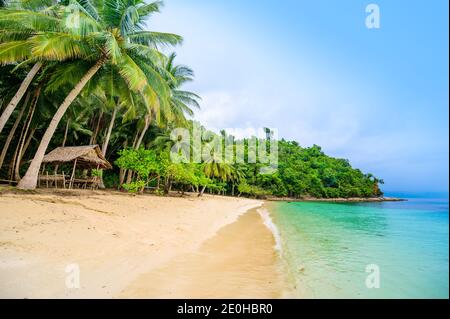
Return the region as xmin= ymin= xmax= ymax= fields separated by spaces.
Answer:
xmin=120 ymin=209 xmax=285 ymax=298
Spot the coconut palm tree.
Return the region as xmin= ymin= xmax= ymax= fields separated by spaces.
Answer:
xmin=0 ymin=1 xmax=58 ymax=134
xmin=161 ymin=52 xmax=200 ymax=126
xmin=17 ymin=0 xmax=182 ymax=189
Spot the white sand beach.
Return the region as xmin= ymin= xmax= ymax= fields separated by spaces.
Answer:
xmin=0 ymin=189 xmax=283 ymax=298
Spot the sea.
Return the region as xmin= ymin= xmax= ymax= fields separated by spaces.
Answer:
xmin=263 ymin=192 xmax=449 ymax=298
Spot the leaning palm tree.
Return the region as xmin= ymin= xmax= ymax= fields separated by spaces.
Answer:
xmin=17 ymin=0 xmax=182 ymax=189
xmin=45 ymin=61 xmax=135 ymax=156
xmin=0 ymin=1 xmax=61 ymax=134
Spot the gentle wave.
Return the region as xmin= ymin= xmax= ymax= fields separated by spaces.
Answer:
xmin=257 ymin=207 xmax=282 ymax=252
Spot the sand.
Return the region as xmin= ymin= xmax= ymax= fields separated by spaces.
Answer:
xmin=0 ymin=189 xmax=283 ymax=298
xmin=120 ymin=209 xmax=284 ymax=298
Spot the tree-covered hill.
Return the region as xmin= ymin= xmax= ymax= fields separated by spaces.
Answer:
xmin=256 ymin=140 xmax=383 ymax=198
xmin=110 ymin=129 xmax=384 ymax=199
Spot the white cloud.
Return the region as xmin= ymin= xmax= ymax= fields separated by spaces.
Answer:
xmin=149 ymin=1 xmax=448 ymax=192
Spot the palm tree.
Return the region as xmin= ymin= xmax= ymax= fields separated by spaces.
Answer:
xmin=200 ymin=149 xmax=238 ymax=196
xmin=17 ymin=0 xmax=182 ymax=189
xmin=230 ymin=164 xmax=245 ymax=196
xmin=0 ymin=0 xmax=106 ymax=135
xmin=128 ymin=52 xmax=201 ymax=152
xmin=0 ymin=90 xmax=31 ymax=171
xmin=161 ymin=52 xmax=200 ymax=126
xmin=0 ymin=1 xmax=58 ymax=134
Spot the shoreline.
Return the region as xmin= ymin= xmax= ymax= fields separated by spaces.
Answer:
xmin=120 ymin=207 xmax=285 ymax=298
xmin=0 ymin=185 xmax=405 ymax=203
xmin=0 ymin=190 xmax=286 ymax=298
xmin=266 ymin=196 xmax=405 ymax=203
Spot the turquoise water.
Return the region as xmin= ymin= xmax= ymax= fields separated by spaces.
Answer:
xmin=269 ymin=193 xmax=449 ymax=298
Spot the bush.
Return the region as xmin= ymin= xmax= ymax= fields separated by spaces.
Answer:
xmin=122 ymin=181 xmax=146 ymax=193
xmin=237 ymin=182 xmax=269 ymax=198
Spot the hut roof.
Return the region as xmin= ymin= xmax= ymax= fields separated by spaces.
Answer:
xmin=42 ymin=145 xmax=112 ymax=169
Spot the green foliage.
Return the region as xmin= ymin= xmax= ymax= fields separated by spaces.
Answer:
xmin=115 ymin=148 xmax=160 ymax=179
xmin=272 ymin=140 xmax=383 ymax=198
xmin=113 ymin=135 xmax=383 ymax=198
xmin=165 ymin=162 xmax=197 ymax=186
xmin=122 ymin=180 xmax=146 ymax=193
xmin=237 ymin=181 xmax=269 ymax=198
xmin=103 ymin=171 xmax=119 ymax=189
xmin=115 ymin=148 xmax=160 ymax=193
xmin=91 ymin=168 xmax=102 ymax=177
xmin=0 ymin=2 xmax=383 ymax=199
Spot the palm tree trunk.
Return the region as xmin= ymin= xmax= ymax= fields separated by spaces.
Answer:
xmin=8 ymin=128 xmax=23 ymax=180
xmin=119 ymin=168 xmax=126 ymax=187
xmin=14 ymin=87 xmax=40 ymax=181
xmin=126 ymin=170 xmax=134 ymax=184
xmin=102 ymin=104 xmax=118 ymax=156
xmin=98 ymin=105 xmax=118 ymax=189
xmin=90 ymin=111 xmax=103 ymax=145
xmin=20 ymin=127 xmax=36 ymax=160
xmin=18 ymin=59 xmax=105 ymax=190
xmin=121 ymin=131 xmax=139 ymax=186
xmin=53 ymin=118 xmax=70 ymax=175
xmin=62 ymin=118 xmax=70 ymax=147
xmin=118 ymin=139 xmax=128 ymax=188
xmin=13 ymin=127 xmax=36 ymax=181
xmin=198 ymin=185 xmax=207 ymax=197
xmin=0 ymin=91 xmax=30 ymax=171
xmin=0 ymin=62 xmax=42 ymax=135
xmin=135 ymin=114 xmax=150 ymax=149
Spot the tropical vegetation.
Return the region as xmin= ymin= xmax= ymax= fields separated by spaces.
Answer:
xmin=0 ymin=0 xmax=384 ymax=198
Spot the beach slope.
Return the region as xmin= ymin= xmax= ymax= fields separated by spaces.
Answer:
xmin=0 ymin=190 xmax=279 ymax=298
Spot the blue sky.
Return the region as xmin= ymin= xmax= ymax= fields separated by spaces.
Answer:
xmin=149 ymin=0 xmax=449 ymax=192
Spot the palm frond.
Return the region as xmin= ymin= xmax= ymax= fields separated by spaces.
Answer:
xmin=173 ymin=90 xmax=201 ymax=109
xmin=30 ymin=32 xmax=93 ymax=61
xmin=126 ymin=42 xmax=165 ymax=64
xmin=45 ymin=60 xmax=91 ymax=92
xmin=119 ymin=4 xmax=139 ymax=35
xmin=102 ymin=0 xmax=123 ymax=30
xmin=104 ymin=30 xmax=122 ymax=64
xmin=128 ymin=31 xmax=183 ymax=47
xmin=117 ymin=52 xmax=148 ymax=92
xmin=64 ymin=1 xmax=102 ymax=36
xmin=137 ymin=1 xmax=163 ymax=17
xmin=0 ymin=9 xmax=63 ymax=32
xmin=0 ymin=40 xmax=32 ymax=64
xmin=72 ymin=0 xmax=99 ymax=21
xmin=0 ymin=29 xmax=34 ymax=42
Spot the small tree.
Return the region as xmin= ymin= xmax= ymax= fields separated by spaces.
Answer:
xmin=115 ymin=148 xmax=160 ymax=193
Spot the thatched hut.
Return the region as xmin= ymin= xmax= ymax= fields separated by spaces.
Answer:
xmin=39 ymin=145 xmax=112 ymax=189
xmin=42 ymin=145 xmax=112 ymax=169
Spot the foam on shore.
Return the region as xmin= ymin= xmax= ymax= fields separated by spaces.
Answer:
xmin=257 ymin=207 xmax=283 ymax=252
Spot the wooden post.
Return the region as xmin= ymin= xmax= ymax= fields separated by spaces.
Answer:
xmin=94 ymin=164 xmax=100 ymax=190
xmin=54 ymin=170 xmax=58 ymax=189
xmin=70 ymin=158 xmax=77 ymax=189
xmin=62 ymin=171 xmax=66 ymax=189
xmin=46 ymin=171 xmax=49 ymax=188
xmin=39 ymin=164 xmax=45 ymax=188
